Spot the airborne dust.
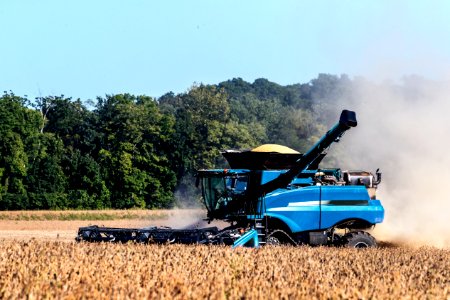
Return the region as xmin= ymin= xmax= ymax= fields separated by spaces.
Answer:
xmin=169 ymin=77 xmax=450 ymax=247
xmin=328 ymin=77 xmax=450 ymax=248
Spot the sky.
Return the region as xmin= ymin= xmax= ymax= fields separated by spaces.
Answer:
xmin=1 ymin=1 xmax=450 ymax=100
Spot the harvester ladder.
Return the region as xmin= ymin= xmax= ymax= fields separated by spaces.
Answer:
xmin=254 ymin=194 xmax=267 ymax=245
xmin=254 ymin=218 xmax=266 ymax=245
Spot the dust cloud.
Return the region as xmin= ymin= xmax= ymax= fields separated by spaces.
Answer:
xmin=166 ymin=182 xmax=206 ymax=228
xmin=329 ymin=77 xmax=450 ymax=248
xmin=166 ymin=78 xmax=450 ymax=246
xmin=161 ymin=209 xmax=205 ymax=229
xmin=167 ymin=179 xmax=228 ymax=230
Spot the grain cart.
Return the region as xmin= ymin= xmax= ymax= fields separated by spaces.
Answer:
xmin=77 ymin=110 xmax=384 ymax=248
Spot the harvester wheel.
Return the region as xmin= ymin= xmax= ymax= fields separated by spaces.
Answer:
xmin=342 ymin=231 xmax=377 ymax=248
xmin=266 ymin=230 xmax=297 ymax=246
xmin=266 ymin=235 xmax=281 ymax=246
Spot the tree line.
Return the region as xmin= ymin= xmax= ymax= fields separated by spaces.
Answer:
xmin=0 ymin=74 xmax=351 ymax=210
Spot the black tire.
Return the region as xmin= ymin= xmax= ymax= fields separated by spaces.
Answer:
xmin=342 ymin=231 xmax=377 ymax=248
xmin=266 ymin=230 xmax=297 ymax=246
xmin=266 ymin=234 xmax=282 ymax=246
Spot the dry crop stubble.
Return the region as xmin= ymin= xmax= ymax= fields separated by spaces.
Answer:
xmin=0 ymin=240 xmax=448 ymax=299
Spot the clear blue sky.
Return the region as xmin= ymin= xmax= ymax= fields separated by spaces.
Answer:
xmin=1 ymin=1 xmax=450 ymax=100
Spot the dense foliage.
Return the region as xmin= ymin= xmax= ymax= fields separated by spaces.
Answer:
xmin=0 ymin=74 xmax=350 ymax=209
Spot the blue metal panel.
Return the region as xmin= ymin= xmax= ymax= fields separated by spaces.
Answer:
xmin=290 ymin=177 xmax=314 ymax=186
xmin=232 ymin=229 xmax=259 ymax=248
xmin=261 ymin=170 xmax=284 ymax=184
xmin=319 ymin=186 xmax=383 ymax=229
xmin=320 ymin=202 xmax=384 ymax=229
xmin=265 ymin=208 xmax=320 ymax=232
xmin=261 ymin=185 xmax=384 ymax=233
xmin=265 ymin=186 xmax=321 ymax=232
xmin=320 ymin=185 xmax=370 ymax=201
xmin=265 ymin=186 xmax=321 ymax=206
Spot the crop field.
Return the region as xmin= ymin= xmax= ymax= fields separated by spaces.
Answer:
xmin=0 ymin=210 xmax=448 ymax=299
xmin=0 ymin=241 xmax=448 ymax=299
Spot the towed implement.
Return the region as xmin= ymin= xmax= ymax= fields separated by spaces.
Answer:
xmin=77 ymin=110 xmax=384 ymax=248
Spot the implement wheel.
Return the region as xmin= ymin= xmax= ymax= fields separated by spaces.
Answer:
xmin=342 ymin=231 xmax=377 ymax=248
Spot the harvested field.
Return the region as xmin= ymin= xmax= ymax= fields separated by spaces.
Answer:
xmin=0 ymin=209 xmax=201 ymax=221
xmin=0 ymin=240 xmax=448 ymax=299
xmin=0 ymin=209 xmax=210 ymax=241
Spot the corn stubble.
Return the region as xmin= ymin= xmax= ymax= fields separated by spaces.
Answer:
xmin=0 ymin=241 xmax=448 ymax=299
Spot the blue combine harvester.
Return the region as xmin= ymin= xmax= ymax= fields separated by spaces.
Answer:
xmin=77 ymin=110 xmax=384 ymax=248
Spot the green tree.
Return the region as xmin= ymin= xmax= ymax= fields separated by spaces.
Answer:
xmin=0 ymin=92 xmax=41 ymax=209
xmin=64 ymin=149 xmax=110 ymax=209
xmin=26 ymin=133 xmax=68 ymax=209
xmin=96 ymin=94 xmax=176 ymax=209
xmin=0 ymin=132 xmax=28 ymax=209
xmin=172 ymin=84 xmax=231 ymax=170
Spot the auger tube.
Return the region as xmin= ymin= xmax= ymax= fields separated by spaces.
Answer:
xmin=260 ymin=109 xmax=357 ymax=196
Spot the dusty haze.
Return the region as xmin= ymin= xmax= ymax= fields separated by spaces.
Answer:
xmin=166 ymin=77 xmax=450 ymax=247
xmin=325 ymin=77 xmax=450 ymax=247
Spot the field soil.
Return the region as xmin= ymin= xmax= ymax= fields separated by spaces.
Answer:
xmin=0 ymin=209 xmax=223 ymax=242
xmin=0 ymin=220 xmax=150 ymax=241
xmin=0 ymin=209 xmax=435 ymax=247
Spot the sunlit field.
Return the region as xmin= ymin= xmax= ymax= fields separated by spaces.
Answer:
xmin=0 ymin=240 xmax=448 ymax=299
xmin=0 ymin=210 xmax=448 ymax=298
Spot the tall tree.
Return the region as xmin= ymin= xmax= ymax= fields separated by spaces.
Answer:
xmin=0 ymin=92 xmax=41 ymax=209
xmin=26 ymin=133 xmax=68 ymax=209
xmin=96 ymin=94 xmax=176 ymax=208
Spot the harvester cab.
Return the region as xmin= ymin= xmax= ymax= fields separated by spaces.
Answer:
xmin=197 ymin=169 xmax=250 ymax=220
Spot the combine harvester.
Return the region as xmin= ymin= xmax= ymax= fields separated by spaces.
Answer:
xmin=77 ymin=110 xmax=384 ymax=248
